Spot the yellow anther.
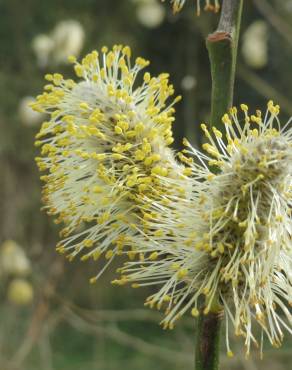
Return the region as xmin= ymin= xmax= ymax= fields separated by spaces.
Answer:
xmin=251 ymin=115 xmax=261 ymax=124
xmin=90 ymin=277 xmax=97 ymax=284
xmin=151 ymin=166 xmax=168 ymax=177
xmin=93 ymin=251 xmax=101 ymax=261
xmin=74 ymin=64 xmax=84 ymax=77
xmin=127 ymin=251 xmax=136 ymax=261
xmin=240 ymin=104 xmax=248 ymax=112
xmin=206 ymin=173 xmax=215 ymax=181
xmin=97 ymin=212 xmax=110 ymax=224
xmin=222 ymin=114 xmax=232 ymax=125
xmin=212 ymin=127 xmax=222 ymax=139
xmin=44 ymin=74 xmax=53 ymax=81
xmin=105 ymin=250 xmax=114 ymax=259
xmin=135 ymin=122 xmax=145 ymax=133
xmin=84 ymin=239 xmax=94 ymax=248
xmin=183 ymin=168 xmax=192 ymax=176
xmin=92 ymin=186 xmax=103 ymax=193
xmin=134 ymin=149 xmax=146 ymax=161
xmin=165 ymin=137 xmax=174 ymax=145
xmin=135 ymin=56 xmax=150 ymax=67
xmin=229 ymin=106 xmax=237 ymax=115
xmin=154 ymin=229 xmax=164 ymax=237
xmin=122 ymin=46 xmax=131 ymax=58
xmin=101 ymin=46 xmax=108 ymax=53
xmin=79 ymin=102 xmax=89 ymax=110
xmin=144 ymin=72 xmax=151 ymax=83
xmin=201 ymin=123 xmax=210 ymax=137
xmin=191 ymin=308 xmax=199 ymax=317
xmin=202 ymin=143 xmax=220 ymax=158
xmin=68 ymin=55 xmax=77 ymax=63
xmin=138 ymin=184 xmax=147 ymax=192
xmin=182 ymin=137 xmax=190 ymax=147
xmin=171 ymin=262 xmax=180 ymax=271
xmin=149 ymin=251 xmax=159 ymax=261
xmin=177 ymin=269 xmax=188 ymax=279
xmin=251 ymin=128 xmax=258 ymax=137
xmin=217 ymin=243 xmax=225 ymax=254
xmin=114 ymin=126 xmax=123 ymax=135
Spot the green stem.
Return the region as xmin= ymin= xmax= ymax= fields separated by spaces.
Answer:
xmin=195 ymin=311 xmax=223 ymax=370
xmin=194 ymin=2 xmax=244 ymax=370
xmin=206 ymin=0 xmax=244 ymax=129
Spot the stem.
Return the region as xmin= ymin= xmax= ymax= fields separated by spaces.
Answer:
xmin=194 ymin=2 xmax=244 ymax=370
xmin=206 ymin=0 xmax=244 ymax=129
xmin=195 ymin=311 xmax=223 ymax=370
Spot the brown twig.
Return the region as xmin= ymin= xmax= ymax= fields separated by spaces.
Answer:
xmin=65 ymin=308 xmax=193 ymax=366
xmin=9 ymin=259 xmax=64 ymax=368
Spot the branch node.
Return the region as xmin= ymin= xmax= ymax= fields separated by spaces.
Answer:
xmin=207 ymin=31 xmax=231 ymax=43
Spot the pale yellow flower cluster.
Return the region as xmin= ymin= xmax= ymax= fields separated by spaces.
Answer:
xmin=32 ymin=45 xmax=188 ymax=283
xmin=123 ymin=101 xmax=292 ymax=356
xmin=33 ymin=47 xmax=292 ymax=357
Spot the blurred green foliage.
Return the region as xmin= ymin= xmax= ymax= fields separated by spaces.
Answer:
xmin=0 ymin=0 xmax=291 ymax=369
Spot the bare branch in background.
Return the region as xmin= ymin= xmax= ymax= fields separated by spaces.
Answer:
xmin=237 ymin=64 xmax=292 ymax=116
xmin=253 ymin=0 xmax=292 ymax=47
xmin=65 ymin=308 xmax=193 ymax=366
xmin=9 ymin=260 xmax=64 ymax=369
xmin=58 ymin=298 xmax=195 ymax=328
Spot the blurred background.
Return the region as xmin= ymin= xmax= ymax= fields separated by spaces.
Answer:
xmin=0 ymin=0 xmax=292 ymax=369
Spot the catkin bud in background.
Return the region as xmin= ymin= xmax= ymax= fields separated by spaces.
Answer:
xmin=18 ymin=96 xmax=45 ymax=127
xmin=242 ymin=20 xmax=269 ymax=69
xmin=135 ymin=0 xmax=166 ymax=28
xmin=31 ymin=33 xmax=54 ymax=68
xmin=7 ymin=278 xmax=34 ymax=306
xmin=181 ymin=75 xmax=197 ymax=91
xmin=31 ymin=20 xmax=84 ymax=68
xmin=51 ymin=20 xmax=85 ymax=65
xmin=0 ymin=240 xmax=31 ymax=277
